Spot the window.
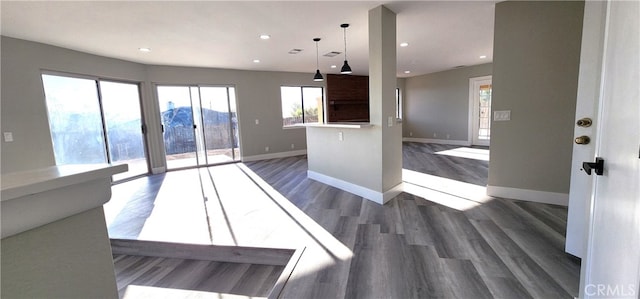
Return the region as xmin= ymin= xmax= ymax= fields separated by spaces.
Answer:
xmin=42 ymin=73 xmax=148 ymax=181
xmin=281 ymin=86 xmax=323 ymax=127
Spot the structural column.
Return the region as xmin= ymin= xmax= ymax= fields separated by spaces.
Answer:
xmin=369 ymin=5 xmax=403 ymax=202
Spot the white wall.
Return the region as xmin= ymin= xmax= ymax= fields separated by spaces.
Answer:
xmin=0 ymin=36 xmax=321 ymax=174
xmin=403 ymin=63 xmax=492 ymax=143
xmin=0 ymin=36 xmax=147 ymax=173
xmin=488 ymin=1 xmax=584 ymax=203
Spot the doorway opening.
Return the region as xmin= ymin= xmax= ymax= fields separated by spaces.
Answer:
xmin=157 ymin=85 xmax=240 ymax=170
xmin=469 ymin=76 xmax=492 ymax=146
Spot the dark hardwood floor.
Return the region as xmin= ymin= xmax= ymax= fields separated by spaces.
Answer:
xmin=106 ymin=142 xmax=580 ymax=298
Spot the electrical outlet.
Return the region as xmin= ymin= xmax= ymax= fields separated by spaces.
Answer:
xmin=291 ymin=143 xmax=295 ymax=149
xmin=255 ymin=119 xmax=260 ymax=125
xmin=388 ymin=116 xmax=393 ymax=127
xmin=409 ymin=132 xmax=413 ymax=137
xmin=265 ymin=146 xmax=269 ymax=152
xmin=338 ymin=131 xmax=344 ymax=141
xmin=446 ymin=134 xmax=450 ymax=139
xmin=433 ymin=133 xmax=437 ymax=138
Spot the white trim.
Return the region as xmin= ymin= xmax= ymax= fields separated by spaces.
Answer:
xmin=242 ymin=150 xmax=307 ymax=162
xmin=382 ymin=183 xmax=404 ymax=204
xmin=307 ymin=170 xmax=403 ymax=205
xmin=151 ymin=167 xmax=166 ymax=174
xmin=486 ymin=185 xmax=569 ymax=206
xmin=403 ymin=137 xmax=471 ymax=146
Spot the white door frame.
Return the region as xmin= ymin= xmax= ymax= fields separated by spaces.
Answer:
xmin=565 ymin=0 xmax=607 ymax=258
xmin=469 ymin=75 xmax=492 ymax=146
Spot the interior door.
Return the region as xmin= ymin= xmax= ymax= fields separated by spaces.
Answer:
xmin=580 ymin=1 xmax=639 ymax=298
xmin=565 ymin=0 xmax=607 ymax=258
xmin=470 ymin=76 xmax=492 ymax=146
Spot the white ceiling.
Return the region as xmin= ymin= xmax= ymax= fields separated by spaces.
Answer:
xmin=0 ymin=1 xmax=496 ymax=78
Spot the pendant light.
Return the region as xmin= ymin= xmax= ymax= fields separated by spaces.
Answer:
xmin=313 ymin=38 xmax=324 ymax=82
xmin=340 ymin=23 xmax=352 ymax=74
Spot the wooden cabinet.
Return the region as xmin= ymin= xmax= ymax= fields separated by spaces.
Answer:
xmin=326 ymin=74 xmax=369 ymax=122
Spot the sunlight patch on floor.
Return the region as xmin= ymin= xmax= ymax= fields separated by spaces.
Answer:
xmin=402 ymin=168 xmax=493 ymax=211
xmin=136 ymin=170 xmax=212 ymax=245
xmin=435 ymin=147 xmax=490 ymax=161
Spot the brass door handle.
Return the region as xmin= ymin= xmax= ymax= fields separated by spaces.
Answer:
xmin=575 ymin=136 xmax=591 ymax=145
xmin=576 ymin=118 xmax=592 ymax=127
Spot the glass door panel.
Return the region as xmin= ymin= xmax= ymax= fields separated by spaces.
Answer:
xmin=99 ymin=81 xmax=148 ymax=180
xmin=471 ymin=76 xmax=492 ymax=146
xmin=199 ymin=86 xmax=238 ymax=163
xmin=478 ymin=84 xmax=492 ymax=141
xmin=157 ymin=86 xmax=197 ymax=169
xmin=42 ymin=74 xmax=107 ymax=164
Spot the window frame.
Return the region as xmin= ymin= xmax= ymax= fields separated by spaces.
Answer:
xmin=280 ymin=85 xmax=325 ymax=128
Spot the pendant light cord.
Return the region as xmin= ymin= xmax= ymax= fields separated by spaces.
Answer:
xmin=343 ymin=27 xmax=348 ymax=61
xmin=316 ymin=41 xmax=320 ymax=68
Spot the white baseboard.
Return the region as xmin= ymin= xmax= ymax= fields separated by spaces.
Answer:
xmin=403 ymin=137 xmax=471 ymax=146
xmin=242 ymin=150 xmax=307 ymax=162
xmin=486 ymin=185 xmax=569 ymax=206
xmin=151 ymin=167 xmax=166 ymax=174
xmin=307 ymin=170 xmax=403 ymax=205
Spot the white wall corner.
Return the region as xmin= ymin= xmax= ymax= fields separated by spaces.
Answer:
xmin=402 ymin=137 xmax=471 ymax=146
xmin=486 ymin=185 xmax=569 ymax=206
xmin=308 ymin=170 xmax=403 ymax=205
xmin=242 ymin=150 xmax=307 ymax=162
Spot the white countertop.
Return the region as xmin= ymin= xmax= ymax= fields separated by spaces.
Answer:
xmin=1 ymin=164 xmax=128 ymax=238
xmin=298 ymin=122 xmax=375 ymax=129
xmin=1 ymin=164 xmax=128 ymax=201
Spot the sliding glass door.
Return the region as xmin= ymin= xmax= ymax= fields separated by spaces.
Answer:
xmin=42 ymin=74 xmax=149 ymax=181
xmin=99 ymin=81 xmax=149 ymax=180
xmin=157 ymin=85 xmax=239 ymax=170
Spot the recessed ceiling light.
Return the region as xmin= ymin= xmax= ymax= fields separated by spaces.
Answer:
xmin=323 ymin=51 xmax=341 ymax=57
xmin=253 ymin=59 xmax=260 ymax=63
xmin=330 ymin=65 xmax=337 ymax=69
xmin=479 ymin=55 xmax=487 ymax=59
xmin=404 ymin=71 xmax=411 ymax=74
xmin=259 ymin=34 xmax=271 ymax=40
xmin=400 ymin=42 xmax=409 ymax=47
xmin=138 ymin=47 xmax=151 ymax=52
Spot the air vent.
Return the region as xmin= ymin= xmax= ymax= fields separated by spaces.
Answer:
xmin=323 ymin=51 xmax=341 ymax=57
xmin=288 ymin=49 xmax=303 ymax=54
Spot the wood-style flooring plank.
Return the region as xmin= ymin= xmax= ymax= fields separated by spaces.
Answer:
xmin=108 ymin=142 xmax=580 ymax=299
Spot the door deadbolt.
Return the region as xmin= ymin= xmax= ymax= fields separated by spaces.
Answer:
xmin=575 ymin=136 xmax=591 ymax=145
xmin=576 ymin=118 xmax=592 ymax=127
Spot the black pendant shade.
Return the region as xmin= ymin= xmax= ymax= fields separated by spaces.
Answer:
xmin=340 ymin=60 xmax=352 ymax=74
xmin=314 ymin=69 xmax=324 ymax=81
xmin=340 ymin=23 xmax=352 ymax=74
xmin=313 ymin=37 xmax=324 ymax=82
